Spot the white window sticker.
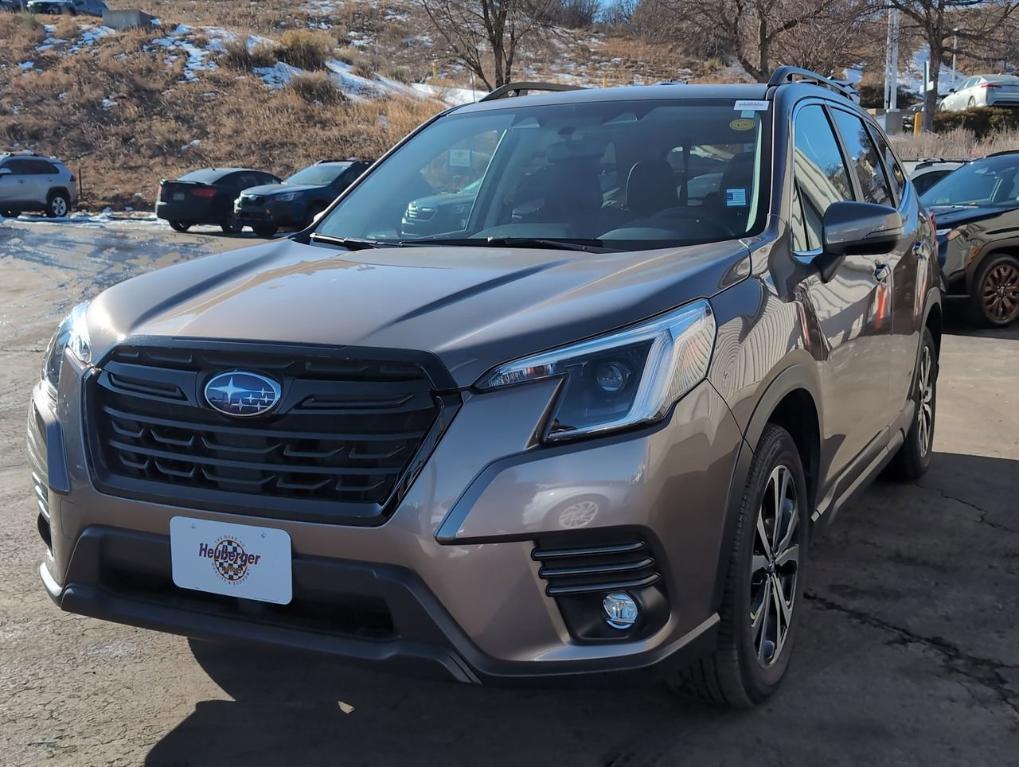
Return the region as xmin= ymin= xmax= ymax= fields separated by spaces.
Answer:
xmin=726 ymin=188 xmax=748 ymax=207
xmin=448 ymin=148 xmax=472 ymax=168
xmin=734 ymin=99 xmax=770 ymax=112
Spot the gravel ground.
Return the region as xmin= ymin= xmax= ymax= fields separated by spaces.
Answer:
xmin=1 ymin=218 xmax=1017 ymax=766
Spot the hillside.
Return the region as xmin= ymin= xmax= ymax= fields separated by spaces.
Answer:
xmin=0 ymin=1 xmax=709 ymax=210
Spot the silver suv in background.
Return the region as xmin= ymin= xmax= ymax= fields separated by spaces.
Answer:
xmin=0 ymin=152 xmax=78 ymax=218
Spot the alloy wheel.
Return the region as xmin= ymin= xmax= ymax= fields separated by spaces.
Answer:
xmin=50 ymin=196 xmax=68 ymax=217
xmin=981 ymin=262 xmax=1019 ymax=325
xmin=750 ymin=465 xmax=800 ymax=667
xmin=916 ymin=344 xmax=935 ymax=456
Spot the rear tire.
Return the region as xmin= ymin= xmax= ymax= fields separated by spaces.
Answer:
xmin=886 ymin=327 xmax=937 ymax=481
xmin=253 ymin=225 xmax=278 ymax=238
xmin=169 ymin=220 xmax=191 ymax=233
xmin=670 ymin=424 xmax=808 ymax=708
xmin=46 ymin=191 xmax=70 ymax=218
xmin=970 ymin=253 xmax=1019 ymax=327
xmin=967 ymin=96 xmax=976 ymax=109
xmin=0 ymin=209 xmax=16 ymax=218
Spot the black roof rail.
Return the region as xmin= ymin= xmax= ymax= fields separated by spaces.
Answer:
xmin=768 ymin=66 xmax=857 ymax=101
xmin=480 ymin=82 xmax=583 ymax=102
xmin=987 ymin=149 xmax=1019 ymax=157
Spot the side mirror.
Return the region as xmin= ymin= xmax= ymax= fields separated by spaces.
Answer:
xmin=815 ymin=201 xmax=903 ymax=281
xmin=948 ymin=88 xmax=956 ymax=94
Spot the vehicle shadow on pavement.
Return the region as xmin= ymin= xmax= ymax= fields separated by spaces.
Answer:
xmin=143 ymin=638 xmax=727 ymax=767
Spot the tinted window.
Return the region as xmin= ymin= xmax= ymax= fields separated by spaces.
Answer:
xmin=867 ymin=127 xmax=906 ymax=201
xmin=286 ymin=164 xmax=351 ymax=186
xmin=921 ymin=156 xmax=1019 ymax=206
xmin=792 ymin=104 xmax=853 ymax=251
xmin=828 ymin=109 xmax=892 ymax=206
xmin=317 ymin=100 xmax=767 ymax=250
xmin=7 ymin=159 xmax=36 ymax=174
xmin=180 ymin=168 xmax=234 ymax=183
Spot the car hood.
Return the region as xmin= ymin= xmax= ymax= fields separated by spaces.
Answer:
xmin=927 ymin=204 xmax=1006 ymax=229
xmin=88 ymin=238 xmax=749 ymax=386
xmin=242 ymin=183 xmax=322 ymax=197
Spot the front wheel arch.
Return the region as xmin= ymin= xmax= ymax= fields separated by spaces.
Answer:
xmin=712 ymin=365 xmax=822 ymax=613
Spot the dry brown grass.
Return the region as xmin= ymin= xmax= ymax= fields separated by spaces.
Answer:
xmin=0 ymin=12 xmax=45 ymax=68
xmin=222 ymin=38 xmax=279 ymax=71
xmin=275 ymin=29 xmax=334 ymax=70
xmin=891 ymin=127 xmax=1019 ymax=161
xmin=287 ymin=71 xmax=346 ymax=105
xmin=0 ymin=23 xmax=442 ymax=209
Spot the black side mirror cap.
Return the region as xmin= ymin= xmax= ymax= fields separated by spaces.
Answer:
xmin=822 ymin=199 xmax=902 ymax=261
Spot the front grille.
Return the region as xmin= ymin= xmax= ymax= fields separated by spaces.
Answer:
xmin=88 ymin=343 xmax=455 ymax=523
xmin=532 ymin=538 xmax=661 ymax=597
xmin=240 ymin=195 xmax=262 ymax=207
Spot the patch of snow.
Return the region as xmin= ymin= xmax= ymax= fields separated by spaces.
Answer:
xmin=18 ymin=61 xmax=34 ymax=71
xmin=254 ymin=61 xmax=302 ymax=89
xmin=181 ymin=139 xmax=201 ymax=151
xmin=101 ymin=98 xmax=117 ymax=110
xmin=72 ymin=25 xmax=115 ymax=52
xmin=412 ymin=83 xmax=479 ymax=106
xmin=150 ymin=24 xmax=218 ymax=83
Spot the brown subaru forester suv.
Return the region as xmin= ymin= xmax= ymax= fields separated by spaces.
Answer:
xmin=29 ymin=69 xmax=941 ymax=707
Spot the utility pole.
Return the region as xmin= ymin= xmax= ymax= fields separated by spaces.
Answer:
xmin=884 ymin=7 xmax=901 ymax=121
xmin=952 ymin=27 xmax=958 ymax=86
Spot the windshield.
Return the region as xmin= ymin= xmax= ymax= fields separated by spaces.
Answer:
xmin=286 ymin=164 xmax=349 ymax=186
xmin=315 ymin=99 xmax=767 ymax=251
xmin=921 ymin=156 xmax=1019 ymax=207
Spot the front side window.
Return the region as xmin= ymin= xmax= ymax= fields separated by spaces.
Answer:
xmin=868 ymin=127 xmax=907 ymax=200
xmin=792 ymin=104 xmax=854 ymax=251
xmin=315 ymin=99 xmax=768 ymax=251
xmin=828 ymin=109 xmax=893 ymax=207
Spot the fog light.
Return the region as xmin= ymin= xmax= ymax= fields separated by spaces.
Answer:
xmin=602 ymin=592 xmax=639 ymax=630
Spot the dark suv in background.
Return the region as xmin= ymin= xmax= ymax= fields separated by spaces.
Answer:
xmin=234 ymin=160 xmax=371 ymax=237
xmin=31 ymin=70 xmax=940 ymax=708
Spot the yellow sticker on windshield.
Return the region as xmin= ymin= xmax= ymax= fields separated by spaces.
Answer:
xmin=730 ymin=118 xmax=755 ymax=131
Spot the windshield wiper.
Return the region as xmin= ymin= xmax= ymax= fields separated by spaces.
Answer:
xmin=398 ymin=236 xmax=612 ymax=253
xmin=308 ymin=233 xmax=386 ymax=250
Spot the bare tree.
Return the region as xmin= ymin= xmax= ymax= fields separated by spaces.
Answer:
xmin=656 ymin=0 xmax=877 ymax=82
xmin=422 ymin=0 xmax=553 ymax=89
xmin=885 ymin=0 xmax=1019 ymax=128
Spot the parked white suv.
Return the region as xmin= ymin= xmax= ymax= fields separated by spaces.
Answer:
xmin=0 ymin=152 xmax=78 ymax=218
xmin=939 ymin=74 xmax=1019 ymax=111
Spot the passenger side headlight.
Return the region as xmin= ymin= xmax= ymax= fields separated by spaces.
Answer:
xmin=275 ymin=192 xmax=299 ymax=202
xmin=42 ymin=302 xmax=92 ymax=390
xmin=476 ymin=301 xmax=715 ymax=442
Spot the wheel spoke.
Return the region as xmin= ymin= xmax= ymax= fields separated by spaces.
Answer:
xmin=754 ymin=578 xmax=772 ymax=660
xmin=752 ymin=554 xmax=770 ymax=575
xmin=756 ymin=514 xmax=773 ymax=562
xmin=775 ymin=543 xmax=799 ymax=568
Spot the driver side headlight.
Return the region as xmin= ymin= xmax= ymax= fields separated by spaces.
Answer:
xmin=476 ymin=300 xmax=715 ymax=442
xmin=42 ymin=302 xmax=92 ymax=391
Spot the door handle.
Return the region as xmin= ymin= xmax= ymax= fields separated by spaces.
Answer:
xmin=874 ymin=262 xmax=890 ymax=282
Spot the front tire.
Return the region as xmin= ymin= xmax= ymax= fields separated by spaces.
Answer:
xmin=672 ymin=424 xmax=808 ymax=708
xmin=46 ymin=191 xmax=70 ymax=218
xmin=220 ymin=214 xmax=243 ymax=234
xmin=253 ymin=225 xmax=278 ymax=238
xmin=971 ymin=253 xmax=1019 ymax=327
xmin=886 ymin=327 xmax=937 ymax=480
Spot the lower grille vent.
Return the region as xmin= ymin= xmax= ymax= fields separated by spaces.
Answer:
xmin=532 ymin=538 xmax=660 ymax=597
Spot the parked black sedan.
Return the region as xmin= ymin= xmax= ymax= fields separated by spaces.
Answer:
xmin=922 ymin=151 xmax=1019 ymax=326
xmin=233 ymin=160 xmax=370 ymax=237
xmin=156 ymin=168 xmax=280 ymax=234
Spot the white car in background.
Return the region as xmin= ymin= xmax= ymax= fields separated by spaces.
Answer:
xmin=940 ymin=74 xmax=1019 ymax=111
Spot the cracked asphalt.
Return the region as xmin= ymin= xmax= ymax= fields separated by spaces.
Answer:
xmin=1 ymin=219 xmax=1017 ymax=766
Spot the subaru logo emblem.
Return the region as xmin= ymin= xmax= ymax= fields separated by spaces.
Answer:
xmin=204 ymin=371 xmax=281 ymax=417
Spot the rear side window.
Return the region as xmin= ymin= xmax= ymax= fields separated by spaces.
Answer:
xmin=828 ymin=109 xmax=893 ymax=206
xmin=792 ymin=104 xmax=854 ymax=251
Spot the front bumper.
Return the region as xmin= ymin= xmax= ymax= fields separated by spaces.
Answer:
xmin=29 ymin=353 xmax=741 ymax=683
xmin=234 ymin=200 xmax=305 ymax=228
